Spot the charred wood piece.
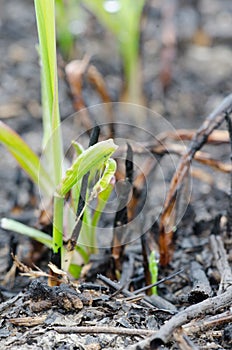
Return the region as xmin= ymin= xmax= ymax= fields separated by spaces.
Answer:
xmin=225 ymin=113 xmax=232 ymax=237
xmin=188 ymin=261 xmax=212 ymax=304
xmin=111 ymin=144 xmax=134 ymax=274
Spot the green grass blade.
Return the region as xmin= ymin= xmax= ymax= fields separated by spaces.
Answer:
xmin=53 ymin=193 xmax=64 ymax=255
xmin=149 ymin=251 xmax=159 ymax=295
xmin=0 ymin=121 xmax=53 ymax=195
xmin=55 ymin=0 xmax=74 ymax=58
xmin=34 ymin=0 xmax=55 ymax=135
xmin=84 ymin=0 xmax=145 ymax=101
xmin=78 ymin=205 xmax=97 ymax=254
xmin=34 ymin=0 xmax=63 ymax=185
xmin=58 ymin=139 xmax=118 ymax=196
xmin=92 ymin=181 xmax=114 ymax=230
xmin=1 ymin=218 xmax=52 ymax=248
xmin=75 ymin=245 xmax=89 ymax=264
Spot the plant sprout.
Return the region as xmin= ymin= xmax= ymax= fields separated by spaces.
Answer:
xmin=148 ymin=251 xmax=159 ymax=295
xmin=0 ymin=0 xmax=118 ymax=279
xmin=83 ymin=0 xmax=145 ymax=103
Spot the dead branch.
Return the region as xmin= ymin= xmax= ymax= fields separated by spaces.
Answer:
xmin=87 ymin=65 xmax=114 ymax=138
xmin=9 ymin=315 xmax=47 ymax=327
xmin=188 ymin=261 xmax=212 ymax=303
xmin=134 ymin=269 xmax=184 ymax=295
xmin=209 ymin=235 xmax=232 ymax=294
xmin=129 ymin=286 xmax=232 ymax=349
xmin=111 ymin=144 xmax=133 ymax=274
xmin=152 ymin=143 xmax=232 ymax=173
xmin=225 ymin=113 xmax=232 ymax=235
xmin=119 ymin=253 xmax=135 ymax=286
xmin=97 ymin=274 xmax=158 ymax=310
xmin=65 ymin=56 xmax=93 ymax=132
xmin=98 ymin=270 xmax=181 ymax=312
xmin=115 ymin=142 xmax=232 ymax=175
xmin=0 ymin=293 xmax=23 ymax=314
xmin=159 ymin=94 xmax=232 ymax=266
xmin=183 ymin=310 xmax=232 ymax=334
xmin=190 ymin=168 xmax=214 ymax=185
xmin=141 ymin=232 xmax=153 ymax=296
xmin=173 ymin=328 xmax=200 ymax=350
xmin=66 ymin=57 xmax=114 ymax=137
xmin=52 ymin=325 xmax=156 ymax=337
xmin=156 ymin=129 xmax=229 ymax=145
xmin=128 ymin=157 xmax=158 ymax=221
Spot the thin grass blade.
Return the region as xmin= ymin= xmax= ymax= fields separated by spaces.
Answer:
xmin=0 ymin=121 xmax=52 ymax=195
xmin=1 ymin=218 xmax=52 ymax=248
xmin=34 ymin=0 xmax=63 ymax=185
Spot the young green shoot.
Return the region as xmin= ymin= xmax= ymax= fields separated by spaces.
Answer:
xmin=0 ymin=0 xmax=118 ymax=279
xmin=34 ymin=0 xmax=63 ymax=187
xmin=148 ymin=250 xmax=159 ymax=295
xmin=84 ymin=0 xmax=145 ymax=103
xmin=55 ymin=139 xmax=118 ymax=268
xmin=1 ymin=218 xmax=53 ymax=249
xmin=0 ymin=121 xmax=52 ymax=196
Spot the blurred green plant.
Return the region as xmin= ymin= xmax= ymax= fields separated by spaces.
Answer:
xmin=148 ymin=251 xmax=159 ymax=295
xmin=55 ymin=0 xmax=75 ymax=58
xmin=51 ymin=0 xmax=145 ymax=101
xmin=83 ymin=0 xmax=145 ymax=103
xmin=0 ymin=0 xmax=117 ymax=279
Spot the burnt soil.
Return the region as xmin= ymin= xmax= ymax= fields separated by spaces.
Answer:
xmin=0 ymin=0 xmax=232 ymax=349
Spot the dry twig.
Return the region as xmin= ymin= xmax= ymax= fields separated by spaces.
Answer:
xmin=209 ymin=235 xmax=232 ymax=294
xmin=9 ymin=315 xmax=47 ymax=327
xmin=52 ymin=325 xmax=155 ymax=337
xmin=66 ymin=57 xmax=114 ymax=137
xmin=159 ymin=94 xmax=232 ymax=266
xmin=65 ymin=56 xmax=93 ymax=132
xmin=188 ymin=261 xmax=212 ymax=303
xmin=183 ymin=310 xmax=232 ymax=334
xmin=225 ymin=113 xmax=232 ymax=235
xmin=111 ymin=144 xmax=133 ymax=274
xmin=129 ymin=286 xmax=232 ymax=349
xmin=156 ymin=129 xmax=229 ymax=145
xmin=173 ymin=328 xmax=200 ymax=350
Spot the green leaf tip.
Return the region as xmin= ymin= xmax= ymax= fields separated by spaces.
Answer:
xmin=1 ymin=218 xmax=53 ymax=249
xmin=0 ymin=121 xmax=52 ymax=195
xmin=58 ymin=139 xmax=118 ymax=196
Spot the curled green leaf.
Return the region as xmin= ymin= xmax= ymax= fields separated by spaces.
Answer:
xmin=72 ymin=141 xmax=84 ymax=156
xmin=58 ymin=139 xmax=118 ymax=196
xmin=92 ymin=158 xmax=117 ymax=196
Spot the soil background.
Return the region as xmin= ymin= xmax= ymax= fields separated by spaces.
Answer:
xmin=0 ymin=0 xmax=232 ymax=349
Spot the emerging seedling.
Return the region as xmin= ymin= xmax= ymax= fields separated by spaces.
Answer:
xmin=0 ymin=0 xmax=118 ymax=279
xmin=84 ymin=0 xmax=145 ymax=103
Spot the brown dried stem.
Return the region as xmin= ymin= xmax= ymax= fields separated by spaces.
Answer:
xmin=65 ymin=56 xmax=93 ymax=132
xmin=66 ymin=57 xmax=114 ymax=137
xmin=159 ymin=94 xmax=232 ymax=266
xmin=183 ymin=310 xmax=232 ymax=334
xmin=129 ymin=286 xmax=232 ymax=349
xmin=52 ymin=325 xmax=155 ymax=337
xmin=209 ymin=235 xmax=232 ymax=294
xmin=173 ymin=328 xmax=200 ymax=350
